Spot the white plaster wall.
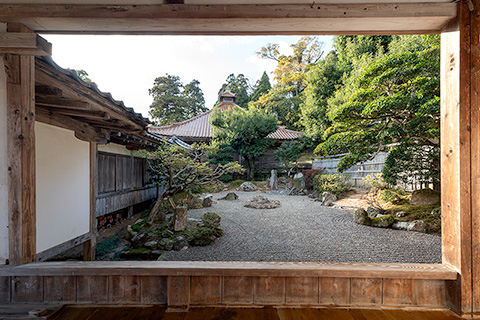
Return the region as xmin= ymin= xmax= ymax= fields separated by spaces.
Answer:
xmin=36 ymin=122 xmax=90 ymax=253
xmin=98 ymin=142 xmax=132 ymax=156
xmin=0 ymin=49 xmax=9 ymax=263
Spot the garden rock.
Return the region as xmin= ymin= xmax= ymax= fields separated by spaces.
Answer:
xmin=278 ymin=177 xmax=293 ymax=189
xmin=173 ymin=236 xmax=189 ymax=251
xmin=408 ymin=220 xmax=429 ymax=233
xmin=159 ymin=238 xmax=174 ymax=251
xmin=354 ymin=208 xmax=371 ymax=226
xmin=321 ymin=192 xmax=337 ymax=206
xmin=367 ymin=207 xmax=381 ymax=218
xmin=131 ymin=230 xmax=148 ymax=248
xmin=244 ymin=195 xmax=281 ymax=209
xmin=125 ymin=225 xmax=137 ymax=241
xmin=190 ymin=197 xmax=204 ymax=208
xmin=396 ymin=211 xmax=407 ymax=218
xmin=270 ymin=170 xmax=278 ymax=190
xmin=202 ymin=194 xmax=213 ymax=207
xmin=173 ymin=206 xmax=188 ymax=231
xmin=287 ymin=187 xmax=299 ymax=195
xmin=240 ymin=182 xmax=257 ymax=191
xmin=430 ymin=207 xmax=441 ymax=219
xmin=219 ymin=192 xmax=238 ymax=200
xmin=410 ymin=188 xmax=440 ymax=206
xmin=371 ymin=215 xmax=395 ymax=228
xmin=392 ymin=221 xmax=410 ymax=230
xmin=144 ymin=241 xmax=158 ymax=250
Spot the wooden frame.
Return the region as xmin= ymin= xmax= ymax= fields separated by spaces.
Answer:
xmin=1 ymin=0 xmax=480 ymax=317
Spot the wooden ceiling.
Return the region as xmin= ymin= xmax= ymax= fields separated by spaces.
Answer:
xmin=0 ymin=1 xmax=457 ymax=35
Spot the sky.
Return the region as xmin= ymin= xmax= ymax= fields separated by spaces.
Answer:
xmin=41 ymin=35 xmax=333 ymax=120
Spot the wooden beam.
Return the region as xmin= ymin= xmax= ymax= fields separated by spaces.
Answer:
xmin=36 ymin=108 xmax=108 ymax=144
xmin=0 ymin=33 xmax=52 ymax=56
xmin=35 ymin=84 xmax=62 ymax=96
xmin=35 ymin=95 xmax=90 ymax=110
xmin=36 ymin=232 xmax=91 ymax=262
xmin=36 ymin=106 xmax=109 ymax=120
xmin=83 ymin=142 xmax=97 ymax=261
xmin=0 ymin=3 xmax=457 ymax=35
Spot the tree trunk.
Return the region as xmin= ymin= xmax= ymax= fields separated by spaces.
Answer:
xmin=245 ymin=157 xmax=255 ymax=180
xmin=147 ymin=193 xmax=165 ymax=225
xmin=173 ymin=206 xmax=188 ymax=231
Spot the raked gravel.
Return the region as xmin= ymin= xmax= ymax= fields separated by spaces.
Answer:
xmin=162 ymin=191 xmax=441 ymax=263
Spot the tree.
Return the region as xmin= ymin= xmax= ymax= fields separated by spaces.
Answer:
xmin=143 ymin=141 xmax=243 ymax=224
xmin=251 ymin=36 xmax=325 ymax=129
xmin=274 ymin=141 xmax=305 ymax=176
xmin=149 ymin=74 xmax=206 ymax=125
xmin=316 ymin=35 xmax=440 ymax=187
xmin=250 ymin=71 xmax=271 ymax=102
xmin=218 ymin=74 xmax=251 ymax=108
xmin=211 ymin=106 xmax=278 ymax=180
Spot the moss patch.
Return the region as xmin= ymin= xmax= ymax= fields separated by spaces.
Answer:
xmin=386 ymin=204 xmax=441 ymax=234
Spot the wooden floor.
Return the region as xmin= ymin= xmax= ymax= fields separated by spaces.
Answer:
xmin=44 ymin=306 xmax=463 ymax=320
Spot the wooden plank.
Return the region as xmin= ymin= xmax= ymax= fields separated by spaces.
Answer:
xmin=222 ymin=276 xmax=253 ymax=305
xmin=43 ymin=276 xmax=76 ymax=302
xmin=84 ymin=142 xmax=97 ymax=261
xmin=36 ymin=95 xmax=90 ymax=110
xmin=285 ymin=277 xmax=318 ymax=305
xmin=168 ymin=276 xmax=190 ymax=309
xmin=76 ymin=275 xmax=108 ymax=303
xmin=383 ymin=278 xmax=414 ymax=306
xmin=440 ymin=1 xmax=474 ymax=315
xmin=0 ymin=32 xmax=51 ymax=56
xmin=140 ymin=276 xmax=167 ymax=304
xmin=108 ymin=275 xmax=140 ymax=303
xmin=11 ymin=276 xmax=43 ymax=303
xmin=319 ymin=277 xmax=350 ymax=305
xmin=0 ymin=276 xmax=10 ymax=304
xmin=190 ymin=276 xmax=221 ymax=305
xmin=37 ymin=107 xmax=109 ymax=120
xmin=36 ymin=232 xmax=91 ymax=262
xmin=414 ymin=279 xmax=446 ymax=307
xmin=253 ymin=276 xmax=285 ymax=304
xmin=4 ymin=25 xmax=36 ymax=266
xmin=470 ymin=1 xmax=480 ymax=316
xmin=0 ymin=261 xmax=458 ymax=279
xmin=0 ymin=3 xmax=457 ymax=35
xmin=350 ymin=278 xmax=382 ymax=305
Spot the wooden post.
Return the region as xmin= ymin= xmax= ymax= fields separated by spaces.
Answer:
xmin=441 ymin=0 xmax=480 ymax=316
xmin=84 ymin=142 xmax=97 ymax=261
xmin=4 ymin=23 xmax=36 ymax=265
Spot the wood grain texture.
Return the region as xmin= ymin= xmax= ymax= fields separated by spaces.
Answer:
xmin=140 ymin=276 xmax=167 ymax=304
xmin=350 ymin=278 xmax=382 ymax=305
xmin=0 ymin=276 xmax=10 ymax=303
xmin=253 ymin=276 xmax=285 ymax=304
xmin=222 ymin=276 xmax=253 ymax=304
xmin=190 ymin=276 xmax=221 ymax=305
xmin=11 ymin=276 xmax=43 ymax=303
xmin=43 ymin=276 xmax=76 ymax=302
xmin=414 ymin=279 xmax=446 ymax=307
xmin=84 ymin=142 xmax=97 ymax=261
xmin=0 ymin=33 xmax=51 ymax=55
xmin=168 ymin=276 xmax=190 ymax=309
xmin=76 ymin=275 xmax=108 ymax=303
xmin=383 ymin=279 xmax=414 ymax=306
xmin=285 ymin=277 xmax=318 ymax=304
xmin=109 ymin=275 xmax=140 ymax=303
xmin=319 ymin=277 xmax=350 ymax=305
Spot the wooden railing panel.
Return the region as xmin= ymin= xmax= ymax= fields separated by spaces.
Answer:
xmin=222 ymin=276 xmax=253 ymax=305
xmin=190 ymin=276 xmax=221 ymax=305
xmin=76 ymin=275 xmax=108 ymax=303
xmin=253 ymin=276 xmax=285 ymax=304
xmin=43 ymin=276 xmax=76 ymax=303
xmin=168 ymin=276 xmax=190 ymax=309
xmin=11 ymin=276 xmax=43 ymax=303
xmin=285 ymin=277 xmax=318 ymax=305
xmin=414 ymin=279 xmax=446 ymax=307
xmin=109 ymin=275 xmax=140 ymax=303
xmin=140 ymin=276 xmax=167 ymax=304
xmin=0 ymin=276 xmax=10 ymax=304
xmin=383 ymin=279 xmax=414 ymax=306
xmin=318 ymin=277 xmax=350 ymax=305
xmin=350 ymin=278 xmax=383 ymax=305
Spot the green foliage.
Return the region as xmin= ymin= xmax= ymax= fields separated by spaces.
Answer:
xmin=362 ymin=174 xmax=388 ymax=190
xmin=149 ymin=74 xmax=207 ymax=125
xmin=75 ymin=69 xmax=92 ymax=83
xmin=201 ymin=212 xmax=223 ymax=237
xmin=219 ymin=174 xmax=232 ymax=183
xmin=251 ymin=71 xmax=272 ymax=102
xmin=229 ymin=179 xmax=248 ymax=187
xmin=316 ymin=35 xmax=440 ymax=187
xmin=378 ymin=189 xmax=407 ymax=205
xmin=274 ymin=141 xmax=304 ymax=175
xmin=218 ymin=74 xmax=251 ymax=108
xmin=187 ymin=212 xmax=224 ymax=246
xmin=95 ymin=236 xmax=119 ymax=258
xmin=211 ymin=106 xmax=278 ymax=180
xmin=207 ymin=142 xmax=235 ymax=165
xmin=313 ymin=174 xmax=350 ymax=196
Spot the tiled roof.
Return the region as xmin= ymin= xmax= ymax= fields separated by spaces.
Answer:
xmin=148 ymin=102 xmax=302 ymax=141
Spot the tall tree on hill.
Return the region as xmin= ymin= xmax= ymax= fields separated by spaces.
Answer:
xmin=251 ymin=36 xmax=325 ymax=129
xmin=211 ymin=107 xmax=278 ymax=180
xmin=218 ymin=74 xmax=251 ymax=108
xmin=250 ymin=71 xmax=272 ymax=102
xmin=149 ymin=74 xmax=206 ymax=125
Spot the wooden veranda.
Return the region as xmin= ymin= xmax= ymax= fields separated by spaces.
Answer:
xmin=0 ymin=1 xmax=479 ymax=318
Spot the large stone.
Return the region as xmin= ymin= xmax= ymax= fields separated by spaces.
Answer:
xmin=270 ymin=170 xmax=278 ymax=190
xmin=410 ymin=188 xmax=440 ymax=206
xmin=190 ymin=197 xmax=204 ymax=208
xmin=240 ymin=182 xmax=257 ymax=191
xmin=407 ymin=220 xmax=429 ymax=233
xmin=125 ymin=225 xmax=137 ymax=241
xmin=219 ymin=192 xmax=238 ymax=200
xmin=392 ymin=221 xmax=410 ymax=230
xmin=396 ymin=211 xmax=407 ymax=218
xmin=366 ymin=206 xmax=381 ymax=218
xmin=159 ymin=238 xmax=174 ymax=251
xmin=173 ymin=236 xmax=189 ymax=251
xmin=131 ymin=230 xmax=148 ymax=248
xmin=173 ymin=206 xmax=188 ymax=231
xmin=144 ymin=241 xmax=158 ymax=250
xmin=287 ymin=187 xmax=299 ymax=195
xmin=354 ymin=208 xmax=371 ymax=226
xmin=244 ymin=195 xmax=281 ymax=209
xmin=321 ymin=192 xmax=337 ymax=206
xmin=371 ymin=215 xmax=395 ymax=228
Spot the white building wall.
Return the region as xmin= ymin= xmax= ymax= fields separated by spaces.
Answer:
xmin=0 ymin=42 xmax=9 ymax=263
xmin=98 ymin=143 xmax=132 ymax=156
xmin=35 ymin=122 xmax=90 ymax=253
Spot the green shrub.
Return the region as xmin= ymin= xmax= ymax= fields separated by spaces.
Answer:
xmin=187 ymin=227 xmax=218 ymax=246
xmin=313 ymin=174 xmax=350 ymax=197
xmin=220 ymin=173 xmax=232 ymax=182
xmin=201 ymin=212 xmax=223 ymax=237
